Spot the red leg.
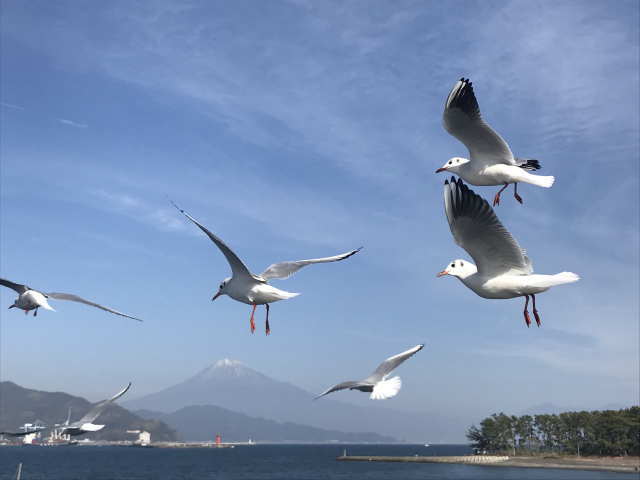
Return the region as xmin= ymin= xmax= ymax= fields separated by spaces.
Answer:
xmin=531 ymin=294 xmax=541 ymax=327
xmin=493 ymin=183 xmax=509 ymax=206
xmin=513 ymin=183 xmax=523 ymax=204
xmin=249 ymin=304 xmax=256 ymax=334
xmin=265 ymin=304 xmax=271 ymax=336
xmin=523 ymin=295 xmax=531 ymax=328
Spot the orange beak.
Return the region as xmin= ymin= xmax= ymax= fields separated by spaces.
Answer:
xmin=436 ymin=270 xmax=449 ymax=277
xmin=212 ymin=291 xmax=222 ymax=301
xmin=435 ymin=168 xmax=447 ymax=173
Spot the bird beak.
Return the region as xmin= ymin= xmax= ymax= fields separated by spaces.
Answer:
xmin=211 ymin=291 xmax=222 ymax=301
xmin=435 ymin=168 xmax=447 ymax=173
xmin=436 ymin=270 xmax=449 ymax=277
xmin=8 ymin=305 xmax=15 ymax=309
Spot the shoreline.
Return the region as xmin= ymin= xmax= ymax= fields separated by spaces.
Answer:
xmin=337 ymin=455 xmax=640 ymax=474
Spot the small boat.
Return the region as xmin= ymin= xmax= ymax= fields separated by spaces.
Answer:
xmin=424 ymin=443 xmax=430 ymax=447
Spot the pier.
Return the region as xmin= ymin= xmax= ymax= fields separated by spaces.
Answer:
xmin=337 ymin=455 xmax=509 ymax=465
xmin=337 ymin=454 xmax=640 ymax=473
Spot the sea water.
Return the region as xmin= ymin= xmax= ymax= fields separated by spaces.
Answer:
xmin=0 ymin=444 xmax=631 ymax=479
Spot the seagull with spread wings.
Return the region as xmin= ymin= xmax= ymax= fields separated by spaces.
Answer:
xmin=315 ymin=344 xmax=424 ymax=400
xmin=0 ymin=278 xmax=141 ymax=321
xmin=438 ymin=178 xmax=579 ymax=327
xmin=436 ymin=78 xmax=555 ymax=206
xmin=171 ymin=202 xmax=361 ymax=335
xmin=1 ymin=383 xmax=131 ymax=438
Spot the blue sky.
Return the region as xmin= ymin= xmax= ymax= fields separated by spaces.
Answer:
xmin=1 ymin=0 xmax=638 ymax=441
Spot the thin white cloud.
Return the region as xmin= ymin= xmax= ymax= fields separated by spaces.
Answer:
xmin=0 ymin=101 xmax=25 ymax=110
xmin=57 ymin=118 xmax=88 ymax=128
xmin=90 ymin=189 xmax=185 ymax=232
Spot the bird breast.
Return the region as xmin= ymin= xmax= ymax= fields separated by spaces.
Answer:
xmin=16 ymin=290 xmax=45 ymax=309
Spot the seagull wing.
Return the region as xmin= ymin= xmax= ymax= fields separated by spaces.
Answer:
xmin=171 ymin=202 xmax=255 ymax=280
xmin=0 ymin=425 xmax=49 ymax=437
xmin=76 ymin=382 xmax=131 ymax=425
xmin=45 ymin=293 xmax=142 ymax=321
xmin=258 ymin=248 xmax=362 ymax=281
xmin=366 ymin=344 xmax=424 ymax=383
xmin=314 ymin=381 xmax=368 ymax=400
xmin=443 ymin=78 xmax=515 ymax=166
xmin=444 ymin=177 xmax=532 ymax=276
xmin=0 ymin=278 xmax=29 ymax=295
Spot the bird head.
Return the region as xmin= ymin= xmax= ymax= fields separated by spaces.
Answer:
xmin=437 ymin=259 xmax=477 ymax=279
xmin=435 ymin=157 xmax=469 ymax=174
xmin=212 ymin=277 xmax=231 ymax=301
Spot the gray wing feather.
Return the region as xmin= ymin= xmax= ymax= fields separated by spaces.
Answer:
xmin=77 ymin=382 xmax=131 ymax=425
xmin=444 ymin=178 xmax=532 ymax=276
xmin=46 ymin=293 xmax=142 ymax=322
xmin=366 ymin=344 xmax=424 ymax=383
xmin=314 ymin=381 xmax=367 ymax=400
xmin=171 ymin=201 xmax=255 ymax=280
xmin=0 ymin=278 xmax=29 ymax=295
xmin=259 ymin=248 xmax=362 ymax=281
xmin=443 ymin=78 xmax=515 ymax=166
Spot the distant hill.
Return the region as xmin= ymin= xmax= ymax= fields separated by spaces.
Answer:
xmin=124 ymin=358 xmax=454 ymax=442
xmin=136 ymin=405 xmax=395 ymax=442
xmin=0 ymin=381 xmax=177 ymax=442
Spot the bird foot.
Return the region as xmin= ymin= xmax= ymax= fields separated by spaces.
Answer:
xmin=533 ymin=309 xmax=541 ymax=327
xmin=514 ymin=192 xmax=523 ymax=204
xmin=265 ymin=319 xmax=270 ymax=336
xmin=524 ymin=310 xmax=531 ymax=327
xmin=493 ymin=194 xmax=501 ymax=207
xmin=34 ymin=309 xmax=38 ymax=317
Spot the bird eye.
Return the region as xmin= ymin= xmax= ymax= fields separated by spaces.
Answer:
xmin=451 ymin=263 xmax=455 ymax=268
xmin=448 ymin=161 xmax=452 ymax=165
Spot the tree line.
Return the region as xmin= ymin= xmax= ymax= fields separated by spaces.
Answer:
xmin=467 ymin=407 xmax=639 ymax=456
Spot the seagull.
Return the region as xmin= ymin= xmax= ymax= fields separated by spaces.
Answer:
xmin=315 ymin=344 xmax=424 ymax=400
xmin=438 ymin=177 xmax=579 ymax=327
xmin=171 ymin=202 xmax=361 ymax=335
xmin=436 ymin=78 xmax=555 ymax=206
xmin=0 ymin=278 xmax=142 ymax=321
xmin=1 ymin=383 xmax=131 ymax=438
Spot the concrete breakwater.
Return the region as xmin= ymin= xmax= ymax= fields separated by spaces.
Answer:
xmin=337 ymin=455 xmax=509 ymax=464
xmin=337 ymin=454 xmax=640 ymax=473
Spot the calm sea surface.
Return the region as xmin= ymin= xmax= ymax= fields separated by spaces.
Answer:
xmin=0 ymin=444 xmax=631 ymax=480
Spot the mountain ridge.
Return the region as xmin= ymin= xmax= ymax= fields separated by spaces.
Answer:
xmin=123 ymin=358 xmax=456 ymax=442
xmin=0 ymin=381 xmax=177 ymax=441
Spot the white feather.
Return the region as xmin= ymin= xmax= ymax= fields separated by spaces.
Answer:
xmin=370 ymin=376 xmax=402 ymax=400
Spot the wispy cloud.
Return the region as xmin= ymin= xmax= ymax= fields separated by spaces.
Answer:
xmin=57 ymin=118 xmax=88 ymax=128
xmin=0 ymin=101 xmax=25 ymax=110
xmin=90 ymin=189 xmax=185 ymax=232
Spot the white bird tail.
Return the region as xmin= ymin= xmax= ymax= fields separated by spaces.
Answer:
xmin=548 ymin=272 xmax=580 ymax=286
xmin=528 ymin=272 xmax=580 ymax=289
xmin=370 ymin=376 xmax=402 ymax=400
xmin=521 ymin=172 xmax=555 ymax=188
xmin=40 ymin=300 xmax=55 ymax=311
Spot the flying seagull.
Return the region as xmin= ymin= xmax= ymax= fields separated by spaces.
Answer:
xmin=315 ymin=344 xmax=424 ymax=400
xmin=438 ymin=177 xmax=579 ymax=327
xmin=171 ymin=202 xmax=361 ymax=335
xmin=1 ymin=383 xmax=131 ymax=438
xmin=436 ymin=78 xmax=555 ymax=206
xmin=0 ymin=278 xmax=141 ymax=321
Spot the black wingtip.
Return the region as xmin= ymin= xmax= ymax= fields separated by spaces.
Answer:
xmin=168 ymin=198 xmax=185 ymax=214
